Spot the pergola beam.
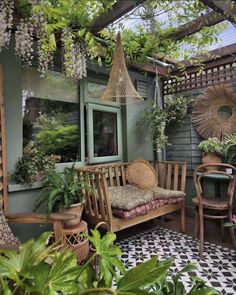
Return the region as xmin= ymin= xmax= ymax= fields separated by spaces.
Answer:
xmin=200 ymin=0 xmax=236 ymax=24
xmin=167 ymin=10 xmax=224 ymax=40
xmin=91 ymin=0 xmax=146 ymax=34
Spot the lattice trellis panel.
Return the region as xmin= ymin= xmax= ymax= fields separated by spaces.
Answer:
xmin=164 ymin=62 xmax=236 ymax=95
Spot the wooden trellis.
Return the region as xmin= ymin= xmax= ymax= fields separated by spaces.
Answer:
xmin=164 ymin=61 xmax=236 ymax=95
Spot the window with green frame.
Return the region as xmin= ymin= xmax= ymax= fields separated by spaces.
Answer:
xmin=87 ymin=103 xmax=122 ymax=164
xmin=22 ymin=68 xmax=80 ymax=163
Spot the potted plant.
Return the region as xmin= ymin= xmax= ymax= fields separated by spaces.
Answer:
xmin=198 ymin=137 xmax=224 ymax=171
xmin=223 ymin=133 xmax=236 ymax=165
xmin=33 ymin=165 xmax=89 ymax=227
xmin=12 ymin=141 xmax=55 ymax=186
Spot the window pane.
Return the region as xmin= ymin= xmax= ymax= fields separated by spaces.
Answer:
xmin=88 ymin=81 xmax=106 ymax=100
xmin=22 ymin=70 xmax=80 ymax=163
xmin=93 ymin=110 xmax=118 ymax=157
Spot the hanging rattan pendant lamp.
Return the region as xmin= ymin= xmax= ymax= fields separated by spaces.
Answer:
xmin=100 ymin=32 xmax=144 ymax=105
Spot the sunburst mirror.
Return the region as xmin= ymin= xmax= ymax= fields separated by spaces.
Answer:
xmin=192 ymin=84 xmax=236 ymax=139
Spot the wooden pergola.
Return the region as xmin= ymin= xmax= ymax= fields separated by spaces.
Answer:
xmin=86 ymin=0 xmax=236 ymax=77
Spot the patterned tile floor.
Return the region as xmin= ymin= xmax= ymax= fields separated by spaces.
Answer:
xmin=116 ymin=225 xmax=236 ymax=295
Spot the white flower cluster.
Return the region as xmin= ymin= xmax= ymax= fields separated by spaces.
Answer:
xmin=0 ymin=0 xmax=14 ymax=51
xmin=38 ymin=38 xmax=54 ymax=77
xmin=62 ymin=29 xmax=87 ymax=81
xmin=15 ymin=19 xmax=34 ymax=67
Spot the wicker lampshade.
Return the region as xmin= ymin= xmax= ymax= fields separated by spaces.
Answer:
xmin=100 ymin=33 xmax=144 ymax=104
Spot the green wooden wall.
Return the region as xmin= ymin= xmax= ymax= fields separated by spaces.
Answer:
xmin=0 ymin=40 xmax=156 ymax=242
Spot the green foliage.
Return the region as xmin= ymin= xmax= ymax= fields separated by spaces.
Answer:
xmin=198 ymin=137 xmax=224 ymax=156
xmin=0 ymin=232 xmax=79 ymax=295
xmin=12 ymin=142 xmax=55 ymax=186
xmin=223 ymin=133 xmax=236 ymax=164
xmin=11 ymin=0 xmax=229 ymax=80
xmin=0 ymin=230 xmax=220 ymax=295
xmin=33 ymin=165 xmax=88 ymax=213
xmin=138 ymin=96 xmax=190 ymax=151
xmin=36 ymin=124 xmax=78 ymax=155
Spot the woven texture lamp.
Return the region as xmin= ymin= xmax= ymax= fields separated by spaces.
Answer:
xmin=100 ymin=33 xmax=144 ymax=104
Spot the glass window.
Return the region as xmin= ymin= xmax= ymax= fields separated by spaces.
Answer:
xmin=93 ymin=110 xmax=118 ymax=157
xmin=87 ymin=104 xmax=122 ymax=164
xmin=22 ymin=69 xmax=80 ymax=163
xmin=87 ymin=81 xmax=106 ymax=100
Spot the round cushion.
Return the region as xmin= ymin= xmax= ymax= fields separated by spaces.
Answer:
xmin=126 ymin=159 xmax=157 ymax=189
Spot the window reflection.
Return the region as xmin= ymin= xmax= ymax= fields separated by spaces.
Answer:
xmin=22 ymin=69 xmax=80 ymax=163
xmin=93 ymin=110 xmax=118 ymax=157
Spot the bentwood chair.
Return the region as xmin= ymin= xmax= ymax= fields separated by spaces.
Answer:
xmin=193 ymin=163 xmax=236 ymax=257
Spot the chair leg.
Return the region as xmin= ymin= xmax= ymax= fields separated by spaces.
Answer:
xmin=220 ymin=218 xmax=225 ymax=243
xmin=181 ymin=206 xmax=185 ymax=233
xmin=194 ymin=208 xmax=198 ymax=239
xmin=228 ymin=211 xmax=236 ymax=248
xmin=199 ymin=206 xmax=204 ymax=258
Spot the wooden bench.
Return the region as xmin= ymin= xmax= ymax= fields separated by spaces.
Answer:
xmin=78 ymin=161 xmax=186 ymax=233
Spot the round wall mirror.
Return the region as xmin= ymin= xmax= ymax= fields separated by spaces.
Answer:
xmin=192 ymin=84 xmax=236 ymax=139
xmin=217 ymin=105 xmax=233 ymax=120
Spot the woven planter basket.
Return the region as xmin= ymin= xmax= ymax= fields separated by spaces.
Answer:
xmin=61 ymin=220 xmax=89 ymax=265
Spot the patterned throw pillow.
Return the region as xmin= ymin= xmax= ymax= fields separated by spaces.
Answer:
xmin=0 ymin=209 xmax=19 ymax=248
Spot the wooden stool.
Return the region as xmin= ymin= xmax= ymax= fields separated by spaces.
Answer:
xmin=61 ymin=220 xmax=89 ymax=265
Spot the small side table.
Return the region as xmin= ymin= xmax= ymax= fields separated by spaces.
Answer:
xmin=61 ymin=220 xmax=89 ymax=265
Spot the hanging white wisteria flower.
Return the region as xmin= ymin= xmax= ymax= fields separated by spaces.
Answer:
xmin=0 ymin=0 xmax=14 ymax=51
xmin=15 ymin=19 xmax=34 ymax=67
xmin=37 ymin=37 xmax=54 ymax=77
xmin=62 ymin=28 xmax=87 ymax=81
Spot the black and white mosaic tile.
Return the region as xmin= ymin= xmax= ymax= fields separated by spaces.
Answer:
xmin=116 ymin=225 xmax=236 ymax=295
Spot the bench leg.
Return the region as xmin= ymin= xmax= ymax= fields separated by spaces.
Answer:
xmin=181 ymin=206 xmax=185 ymax=233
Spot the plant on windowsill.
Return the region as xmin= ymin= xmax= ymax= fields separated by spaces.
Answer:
xmin=33 ymin=165 xmax=90 ymax=227
xmin=198 ymin=137 xmax=224 ymax=171
xmin=12 ymin=141 xmax=55 ymax=186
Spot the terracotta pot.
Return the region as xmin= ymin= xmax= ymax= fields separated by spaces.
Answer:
xmin=63 ymin=202 xmax=84 ymax=229
xmin=202 ymin=152 xmax=222 ymax=171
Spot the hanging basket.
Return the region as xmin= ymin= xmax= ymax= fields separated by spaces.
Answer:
xmin=100 ymin=33 xmax=144 ymax=105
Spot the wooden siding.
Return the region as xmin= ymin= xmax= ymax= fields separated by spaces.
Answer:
xmin=165 ymin=81 xmax=236 ymax=174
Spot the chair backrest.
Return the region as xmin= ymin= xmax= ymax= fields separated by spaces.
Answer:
xmin=193 ymin=163 xmax=236 ymax=203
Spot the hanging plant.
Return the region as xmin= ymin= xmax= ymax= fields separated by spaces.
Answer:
xmin=138 ymin=96 xmax=190 ymax=151
xmin=62 ymin=28 xmax=87 ymax=81
xmin=0 ymin=0 xmax=14 ymax=50
xmin=15 ymin=18 xmax=34 ymax=67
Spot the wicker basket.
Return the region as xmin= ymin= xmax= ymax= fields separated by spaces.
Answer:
xmin=61 ymin=220 xmax=89 ymax=265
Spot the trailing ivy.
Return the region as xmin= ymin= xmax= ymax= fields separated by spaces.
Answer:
xmin=138 ymin=96 xmax=191 ymax=151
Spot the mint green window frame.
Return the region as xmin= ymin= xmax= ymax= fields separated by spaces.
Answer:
xmin=87 ymin=103 xmax=122 ymax=164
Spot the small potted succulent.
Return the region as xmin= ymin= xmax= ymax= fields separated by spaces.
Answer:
xmin=198 ymin=137 xmax=224 ymax=171
xmin=33 ymin=165 xmax=89 ymax=227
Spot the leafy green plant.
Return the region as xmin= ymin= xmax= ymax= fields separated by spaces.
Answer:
xmin=198 ymin=137 xmax=224 ymax=156
xmin=0 ymin=230 xmax=220 ymax=295
xmin=33 ymin=165 xmax=88 ymax=213
xmin=223 ymin=133 xmax=236 ymax=164
xmin=12 ymin=141 xmax=55 ymax=186
xmin=138 ymin=96 xmax=190 ymax=151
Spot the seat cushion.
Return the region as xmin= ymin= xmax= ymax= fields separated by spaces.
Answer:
xmin=152 ymin=187 xmax=185 ymax=199
xmin=192 ymin=197 xmax=228 ymax=210
xmin=112 ymin=197 xmax=183 ymax=219
xmin=108 ymin=185 xmax=154 ymax=210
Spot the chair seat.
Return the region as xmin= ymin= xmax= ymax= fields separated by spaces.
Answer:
xmin=192 ymin=197 xmax=228 ymax=210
